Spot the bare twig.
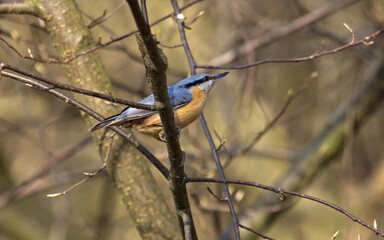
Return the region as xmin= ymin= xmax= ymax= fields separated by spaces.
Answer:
xmin=206 ymin=0 xmax=361 ymax=66
xmin=88 ymin=0 xmax=126 ymax=28
xmin=187 ymin=177 xmax=384 ymax=237
xmin=0 ymin=2 xmax=42 ymax=17
xmin=1 ymin=61 xmax=156 ymax=110
xmin=183 ymin=10 xmax=205 ymax=27
xmin=0 ymin=0 xmax=202 ymax=64
xmin=0 ymin=37 xmax=60 ymax=63
xmin=207 ymin=186 xmax=227 ymax=202
xmin=158 ymin=42 xmax=183 ymax=49
xmin=223 ymin=72 xmax=316 ymax=169
xmin=171 ymin=0 xmax=196 ymax=73
xmin=46 ymin=133 xmax=115 ymax=197
xmin=84 ymin=132 xmax=116 ymax=176
xmin=200 ymin=114 xmax=241 ymax=240
xmin=88 ymin=10 xmax=107 ymax=28
xmin=197 ymin=27 xmax=384 ymax=70
xmin=63 ymin=0 xmax=203 ymax=64
xmin=239 ymin=223 xmax=275 ymax=240
xmin=0 ymin=136 xmax=91 ymax=209
xmin=343 ymin=23 xmax=355 ymax=44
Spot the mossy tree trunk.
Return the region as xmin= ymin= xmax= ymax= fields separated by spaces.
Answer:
xmin=34 ymin=0 xmax=180 ymax=239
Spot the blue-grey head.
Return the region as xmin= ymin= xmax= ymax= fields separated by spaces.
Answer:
xmin=175 ymin=72 xmax=229 ymax=92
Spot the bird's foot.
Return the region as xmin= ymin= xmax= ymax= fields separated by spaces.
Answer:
xmin=159 ymin=131 xmax=166 ymax=142
xmin=164 ymin=151 xmax=186 ymax=167
xmin=158 ymin=126 xmax=181 ymax=142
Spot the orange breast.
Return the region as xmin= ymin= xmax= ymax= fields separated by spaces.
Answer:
xmin=128 ymin=87 xmax=208 ymax=139
xmin=174 ymin=86 xmax=208 ymax=128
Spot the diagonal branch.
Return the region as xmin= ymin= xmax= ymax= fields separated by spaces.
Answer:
xmin=1 ymin=69 xmax=170 ymax=179
xmin=197 ymin=27 xmax=384 ymax=69
xmin=207 ymin=0 xmax=362 ymax=66
xmin=1 ymin=61 xmax=156 ymax=110
xmin=0 ymin=2 xmax=43 ymax=17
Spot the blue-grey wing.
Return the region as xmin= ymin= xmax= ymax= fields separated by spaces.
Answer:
xmin=169 ymin=86 xmax=192 ymax=109
xmin=118 ymin=86 xmax=192 ymax=121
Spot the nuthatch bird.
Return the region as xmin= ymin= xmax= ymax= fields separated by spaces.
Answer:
xmin=91 ymin=72 xmax=229 ymax=140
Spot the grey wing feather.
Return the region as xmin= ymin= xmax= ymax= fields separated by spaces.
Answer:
xmin=168 ymin=86 xmax=192 ymax=109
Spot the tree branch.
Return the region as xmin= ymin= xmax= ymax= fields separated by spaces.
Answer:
xmin=1 ymin=61 xmax=156 ymax=111
xmin=0 ymin=2 xmax=43 ymax=17
xmin=1 ymin=68 xmax=170 ymax=178
xmin=126 ymin=0 xmax=197 ymax=239
xmin=187 ymin=177 xmax=384 ymax=237
xmin=197 ymin=27 xmax=384 ymax=69
xmin=207 ymin=0 xmax=362 ymax=66
xmin=240 ymin=55 xmax=384 ymax=235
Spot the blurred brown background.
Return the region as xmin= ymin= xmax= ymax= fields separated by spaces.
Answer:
xmin=0 ymin=0 xmax=384 ymax=239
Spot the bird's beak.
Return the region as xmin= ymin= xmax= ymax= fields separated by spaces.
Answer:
xmin=215 ymin=72 xmax=229 ymax=80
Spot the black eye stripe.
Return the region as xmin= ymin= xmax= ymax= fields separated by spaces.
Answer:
xmin=184 ymin=76 xmax=212 ymax=88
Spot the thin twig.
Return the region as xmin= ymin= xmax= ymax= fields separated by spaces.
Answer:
xmin=88 ymin=0 xmax=126 ymax=28
xmin=84 ymin=132 xmax=116 ymax=176
xmin=1 ymin=62 xmax=156 ymax=110
xmin=0 ymin=37 xmax=60 ymax=63
xmin=0 ymin=136 xmax=91 ymax=209
xmin=171 ymin=0 xmax=196 ymax=73
xmin=88 ymin=10 xmax=107 ymax=28
xmin=224 ymin=72 xmax=316 ymax=169
xmin=46 ymin=133 xmax=115 ymax=197
xmin=63 ymin=0 xmax=203 ymax=64
xmin=200 ymin=114 xmax=241 ymax=240
xmin=158 ymin=42 xmax=183 ymax=49
xmin=0 ymin=0 xmax=203 ymax=64
xmin=187 ymin=177 xmax=384 ymax=237
xmin=207 ymin=186 xmax=227 ymax=202
xmin=206 ymin=0 xmax=361 ymax=66
xmin=0 ymin=2 xmax=41 ymax=16
xmin=183 ymin=10 xmax=205 ymax=27
xmin=239 ymin=223 xmax=275 ymax=240
xmin=197 ymin=27 xmax=384 ymax=70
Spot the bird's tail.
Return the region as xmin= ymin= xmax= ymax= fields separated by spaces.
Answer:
xmin=91 ymin=114 xmax=121 ymax=132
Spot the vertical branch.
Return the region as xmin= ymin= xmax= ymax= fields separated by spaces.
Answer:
xmin=140 ymin=0 xmax=149 ymax=23
xmin=170 ymin=0 xmax=196 ymax=74
xmin=170 ymin=0 xmax=240 ymax=239
xmin=126 ymin=0 xmax=198 ymax=239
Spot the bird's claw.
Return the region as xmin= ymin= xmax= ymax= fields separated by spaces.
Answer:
xmin=158 ymin=126 xmax=181 ymax=142
xmin=159 ymin=131 xmax=167 ymax=142
xmin=164 ymin=151 xmax=186 ymax=167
